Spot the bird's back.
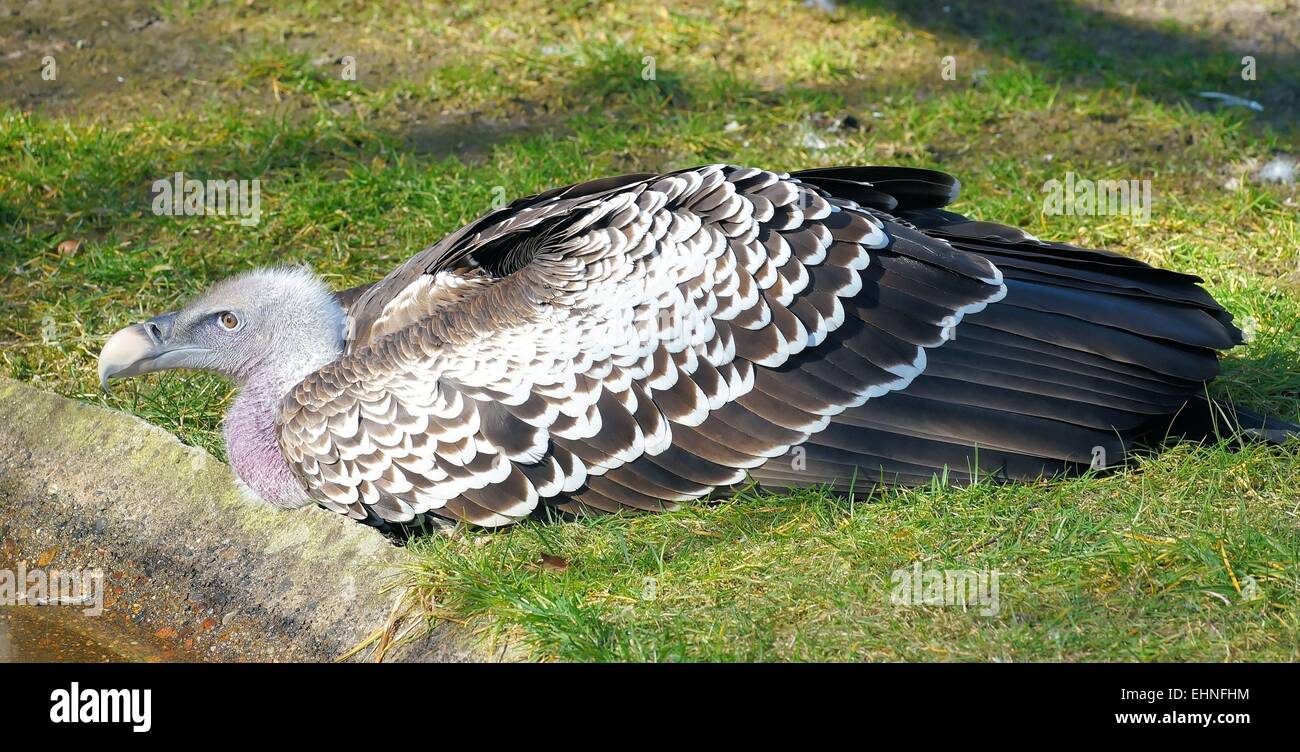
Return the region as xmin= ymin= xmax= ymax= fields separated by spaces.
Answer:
xmin=280 ymin=164 xmax=1244 ymax=528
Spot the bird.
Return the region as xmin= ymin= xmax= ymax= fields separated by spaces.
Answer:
xmin=98 ymin=164 xmax=1296 ymax=530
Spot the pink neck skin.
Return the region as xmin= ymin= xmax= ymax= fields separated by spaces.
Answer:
xmin=223 ymin=377 xmax=306 ymax=508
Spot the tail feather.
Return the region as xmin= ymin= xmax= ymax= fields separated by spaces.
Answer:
xmin=1158 ymin=396 xmax=1300 ymax=445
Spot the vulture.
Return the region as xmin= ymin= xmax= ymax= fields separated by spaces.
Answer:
xmin=98 ymin=164 xmax=1296 ymax=529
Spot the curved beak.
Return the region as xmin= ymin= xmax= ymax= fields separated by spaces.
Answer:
xmin=97 ymin=312 xmax=211 ymax=393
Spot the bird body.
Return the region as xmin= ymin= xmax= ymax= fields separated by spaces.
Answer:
xmin=98 ymin=164 xmax=1278 ymax=529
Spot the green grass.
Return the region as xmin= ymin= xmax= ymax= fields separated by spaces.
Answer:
xmin=407 ymin=442 xmax=1300 ymax=661
xmin=2 ymin=0 xmax=1298 ymax=661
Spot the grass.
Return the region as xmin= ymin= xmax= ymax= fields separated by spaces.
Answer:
xmin=2 ymin=0 xmax=1298 ymax=661
xmin=408 ymin=443 xmax=1300 ymax=661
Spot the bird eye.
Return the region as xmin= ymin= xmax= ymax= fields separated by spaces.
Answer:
xmin=217 ymin=311 xmax=240 ymax=331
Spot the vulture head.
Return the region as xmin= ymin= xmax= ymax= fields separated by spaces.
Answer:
xmin=98 ymin=267 xmax=345 ymax=507
xmin=98 ymin=267 xmax=344 ymax=390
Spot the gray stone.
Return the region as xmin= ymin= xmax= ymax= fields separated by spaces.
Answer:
xmin=0 ymin=377 xmax=500 ymax=662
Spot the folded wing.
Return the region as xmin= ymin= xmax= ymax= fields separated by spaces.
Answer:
xmin=277 ymin=165 xmax=1008 ymax=525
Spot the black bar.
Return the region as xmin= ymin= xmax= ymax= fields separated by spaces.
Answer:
xmin=0 ymin=663 xmax=1286 ymax=738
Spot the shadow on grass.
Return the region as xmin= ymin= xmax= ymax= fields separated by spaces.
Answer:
xmin=845 ymin=0 xmax=1299 ymax=130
